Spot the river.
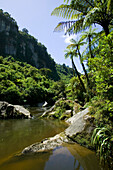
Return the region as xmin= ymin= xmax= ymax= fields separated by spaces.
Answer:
xmin=0 ymin=107 xmax=101 ymax=170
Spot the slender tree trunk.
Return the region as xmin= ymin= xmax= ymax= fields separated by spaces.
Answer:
xmin=72 ymin=57 xmax=86 ymax=93
xmin=72 ymin=62 xmax=75 ymax=76
xmin=77 ymin=48 xmax=90 ymax=87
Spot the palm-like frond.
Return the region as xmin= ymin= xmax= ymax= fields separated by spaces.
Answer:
xmin=70 ymin=0 xmax=94 ymax=12
xmin=81 ymin=26 xmax=97 ymax=39
xmin=66 ymin=17 xmax=88 ymax=34
xmin=51 ymin=5 xmax=82 ymax=20
xmin=64 ymin=48 xmax=77 ymax=59
xmin=83 ymin=7 xmax=101 ymax=27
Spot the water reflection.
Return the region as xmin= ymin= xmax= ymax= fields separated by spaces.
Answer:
xmin=45 ymin=146 xmax=83 ymax=170
xmin=44 ymin=144 xmax=100 ymax=170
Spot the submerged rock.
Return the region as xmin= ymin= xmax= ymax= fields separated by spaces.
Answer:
xmin=22 ymin=133 xmax=71 ymax=154
xmin=0 ymin=101 xmax=32 ymax=119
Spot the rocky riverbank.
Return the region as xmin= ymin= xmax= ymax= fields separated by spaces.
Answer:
xmin=22 ymin=105 xmax=94 ymax=154
xmin=0 ymin=101 xmax=32 ymax=119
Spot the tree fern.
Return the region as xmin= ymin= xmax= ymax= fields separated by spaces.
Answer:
xmin=51 ymin=0 xmax=113 ymax=35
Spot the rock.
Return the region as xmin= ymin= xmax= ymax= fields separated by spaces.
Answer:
xmin=64 ymin=110 xmax=72 ymax=115
xmin=65 ymin=108 xmax=94 ymax=139
xmin=14 ymin=105 xmax=32 ymax=119
xmin=0 ymin=101 xmax=32 ymax=119
xmin=41 ymin=105 xmax=55 ymax=117
xmin=73 ymin=102 xmax=82 ymax=115
xmin=22 ymin=133 xmax=70 ymax=154
xmin=37 ymin=101 xmax=48 ymax=107
xmin=65 ymin=108 xmax=90 ymax=137
xmin=42 ymin=101 xmax=48 ymax=107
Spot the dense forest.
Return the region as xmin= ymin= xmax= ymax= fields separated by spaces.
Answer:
xmin=0 ymin=55 xmax=74 ymax=105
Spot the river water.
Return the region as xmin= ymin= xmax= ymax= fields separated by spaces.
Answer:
xmin=0 ymin=107 xmax=101 ymax=170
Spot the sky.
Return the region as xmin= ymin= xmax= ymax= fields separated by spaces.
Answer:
xmin=1 ymin=0 xmax=85 ymax=72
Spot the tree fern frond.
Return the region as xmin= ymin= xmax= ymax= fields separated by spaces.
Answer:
xmin=51 ymin=5 xmax=81 ymax=20
xmin=64 ymin=0 xmax=70 ymax=3
xmin=70 ymin=0 xmax=94 ymax=9
xmin=66 ymin=17 xmax=89 ymax=34
xmin=83 ymin=7 xmax=100 ymax=27
xmin=53 ymin=21 xmax=75 ymax=33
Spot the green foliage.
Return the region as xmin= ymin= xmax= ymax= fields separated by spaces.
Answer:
xmin=88 ymin=31 xmax=113 ymax=100
xmin=56 ymin=64 xmax=74 ymax=82
xmin=0 ymin=56 xmax=52 ymax=105
xmin=49 ymin=99 xmax=73 ymax=120
xmin=91 ymin=127 xmax=113 ymax=167
xmin=50 ymin=80 xmax=67 ymax=102
xmin=66 ymin=76 xmax=87 ymax=105
xmin=0 ymin=56 xmax=73 ymax=105
xmin=71 ymin=131 xmax=93 ymax=149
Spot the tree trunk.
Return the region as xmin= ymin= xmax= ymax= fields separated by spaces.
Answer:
xmin=102 ymin=24 xmax=109 ymax=36
xmin=72 ymin=57 xmax=86 ymax=93
xmin=77 ymin=48 xmax=90 ymax=87
xmin=72 ymin=62 xmax=75 ymax=76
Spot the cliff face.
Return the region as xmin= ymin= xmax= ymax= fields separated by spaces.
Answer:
xmin=0 ymin=10 xmax=59 ymax=80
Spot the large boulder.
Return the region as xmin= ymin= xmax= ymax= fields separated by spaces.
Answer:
xmin=65 ymin=107 xmax=95 ymax=148
xmin=65 ymin=108 xmax=91 ymax=136
xmin=0 ymin=101 xmax=32 ymax=119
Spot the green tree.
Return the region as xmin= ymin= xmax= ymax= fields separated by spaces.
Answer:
xmin=67 ymin=38 xmax=90 ymax=87
xmin=22 ymin=28 xmax=29 ymax=34
xmin=64 ymin=48 xmax=86 ymax=93
xmin=51 ymin=0 xmax=113 ymax=36
xmin=81 ymin=26 xmax=97 ymax=58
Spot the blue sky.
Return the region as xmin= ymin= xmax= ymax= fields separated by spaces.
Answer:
xmin=1 ymin=0 xmax=85 ymax=72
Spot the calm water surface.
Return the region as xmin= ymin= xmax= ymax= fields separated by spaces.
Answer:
xmin=0 ymin=107 xmax=101 ymax=170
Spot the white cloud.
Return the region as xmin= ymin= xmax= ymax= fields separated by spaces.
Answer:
xmin=62 ymin=34 xmax=77 ymax=44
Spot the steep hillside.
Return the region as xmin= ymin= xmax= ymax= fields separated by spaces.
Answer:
xmin=0 ymin=10 xmax=74 ymax=81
